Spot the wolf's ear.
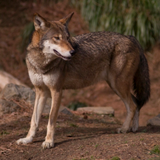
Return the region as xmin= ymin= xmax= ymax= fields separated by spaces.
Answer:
xmin=59 ymin=12 xmax=74 ymax=26
xmin=34 ymin=13 xmax=50 ymax=31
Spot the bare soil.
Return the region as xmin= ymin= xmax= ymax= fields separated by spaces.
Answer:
xmin=1 ymin=112 xmax=160 ymax=160
xmin=1 ymin=1 xmax=160 ymax=160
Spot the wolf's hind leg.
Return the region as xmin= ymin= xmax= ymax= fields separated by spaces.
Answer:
xmin=17 ymin=87 xmax=49 ymax=145
xmin=131 ymin=108 xmax=139 ymax=132
xmin=117 ymin=97 xmax=137 ymax=133
xmin=107 ymin=50 xmax=139 ymax=133
xmin=129 ymin=95 xmax=140 ymax=132
xmin=108 ymin=73 xmax=137 ymax=133
xmin=116 ymin=80 xmax=137 ymax=133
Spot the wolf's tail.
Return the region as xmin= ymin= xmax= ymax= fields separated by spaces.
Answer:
xmin=129 ymin=36 xmax=150 ymax=109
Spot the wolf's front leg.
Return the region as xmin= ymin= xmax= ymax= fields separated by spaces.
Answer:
xmin=17 ymin=87 xmax=48 ymax=145
xmin=42 ymin=89 xmax=62 ymax=149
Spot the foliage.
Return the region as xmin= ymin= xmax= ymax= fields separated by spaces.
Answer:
xmin=0 ymin=130 xmax=9 ymax=136
xmin=67 ymin=101 xmax=87 ymax=111
xmin=20 ymin=22 xmax=34 ymax=52
xmin=69 ymin=123 xmax=78 ymax=127
xmin=150 ymin=145 xmax=160 ymax=155
xmin=71 ymin=0 xmax=160 ymax=50
xmin=110 ymin=156 xmax=120 ymax=160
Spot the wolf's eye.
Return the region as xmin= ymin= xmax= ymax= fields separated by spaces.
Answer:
xmin=54 ymin=37 xmax=60 ymax=41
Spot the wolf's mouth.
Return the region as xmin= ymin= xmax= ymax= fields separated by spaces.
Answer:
xmin=53 ymin=49 xmax=71 ymax=61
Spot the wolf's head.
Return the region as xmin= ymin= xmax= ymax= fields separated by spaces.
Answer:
xmin=32 ymin=13 xmax=75 ymax=61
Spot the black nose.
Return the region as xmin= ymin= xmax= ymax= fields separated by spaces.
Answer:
xmin=70 ymin=50 xmax=75 ymax=56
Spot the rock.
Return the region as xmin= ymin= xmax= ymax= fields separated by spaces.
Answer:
xmin=16 ymin=85 xmax=35 ymax=106
xmin=0 ymin=83 xmax=35 ymax=105
xmin=43 ymin=99 xmax=73 ymax=115
xmin=147 ymin=115 xmax=160 ymax=126
xmin=0 ymin=83 xmax=35 ymax=115
xmin=156 ymin=114 xmax=160 ymax=119
xmin=0 ymin=83 xmax=21 ymax=100
xmin=77 ymin=107 xmax=114 ymax=116
xmin=0 ymin=70 xmax=27 ymax=89
xmin=59 ymin=106 xmax=73 ymax=116
xmin=0 ymin=83 xmax=73 ymax=116
xmin=0 ymin=99 xmax=20 ymax=115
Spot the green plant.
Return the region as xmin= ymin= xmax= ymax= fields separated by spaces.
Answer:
xmin=109 ymin=114 xmax=114 ymax=117
xmin=150 ymin=145 xmax=160 ymax=155
xmin=0 ymin=130 xmax=9 ymax=136
xmin=111 ymin=156 xmax=120 ymax=160
xmin=67 ymin=101 xmax=87 ymax=111
xmin=20 ymin=22 xmax=34 ymax=52
xmin=72 ymin=159 xmax=87 ymax=160
xmin=90 ymin=156 xmax=95 ymax=160
xmin=95 ymin=144 xmax=99 ymax=149
xmin=70 ymin=123 xmax=78 ymax=127
xmin=141 ymin=129 xmax=147 ymax=133
xmin=147 ymin=158 xmax=160 ymax=160
xmin=72 ymin=0 xmax=160 ymax=50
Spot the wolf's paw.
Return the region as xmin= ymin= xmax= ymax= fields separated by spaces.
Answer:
xmin=42 ymin=141 xmax=54 ymax=149
xmin=131 ymin=125 xmax=138 ymax=133
xmin=117 ymin=127 xmax=128 ymax=134
xmin=131 ymin=122 xmax=139 ymax=133
xmin=16 ymin=137 xmax=33 ymax=145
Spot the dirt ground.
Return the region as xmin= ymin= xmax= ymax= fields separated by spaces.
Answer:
xmin=1 ymin=112 xmax=160 ymax=160
xmin=1 ymin=0 xmax=160 ymax=160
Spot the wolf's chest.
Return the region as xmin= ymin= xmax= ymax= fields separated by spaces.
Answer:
xmin=28 ymin=70 xmax=43 ymax=86
xmin=28 ymin=70 xmax=60 ymax=87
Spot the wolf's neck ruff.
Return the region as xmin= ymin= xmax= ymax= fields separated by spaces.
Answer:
xmin=26 ymin=45 xmax=61 ymax=74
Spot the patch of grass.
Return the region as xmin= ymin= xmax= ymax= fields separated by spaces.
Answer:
xmin=0 ymin=130 xmax=9 ymax=136
xmin=56 ymin=124 xmax=61 ymax=128
xmin=79 ymin=145 xmax=83 ymax=149
xmin=111 ymin=131 xmax=116 ymax=134
xmin=73 ymin=157 xmax=95 ymax=160
xmin=90 ymin=156 xmax=95 ymax=160
xmin=109 ymin=114 xmax=114 ymax=117
xmin=95 ymin=144 xmax=99 ymax=149
xmin=140 ymin=138 xmax=144 ymax=141
xmin=67 ymin=101 xmax=87 ymax=111
xmin=73 ymin=159 xmax=87 ymax=160
xmin=70 ymin=123 xmax=78 ymax=127
xmin=147 ymin=157 xmax=160 ymax=160
xmin=150 ymin=145 xmax=160 ymax=155
xmin=22 ymin=127 xmax=29 ymax=131
xmin=141 ymin=129 xmax=147 ymax=133
xmin=85 ymin=151 xmax=89 ymax=155
xmin=44 ymin=115 xmax=49 ymax=119
xmin=111 ymin=156 xmax=120 ymax=160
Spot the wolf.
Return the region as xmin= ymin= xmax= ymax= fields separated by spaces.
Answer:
xmin=16 ymin=13 xmax=150 ymax=149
